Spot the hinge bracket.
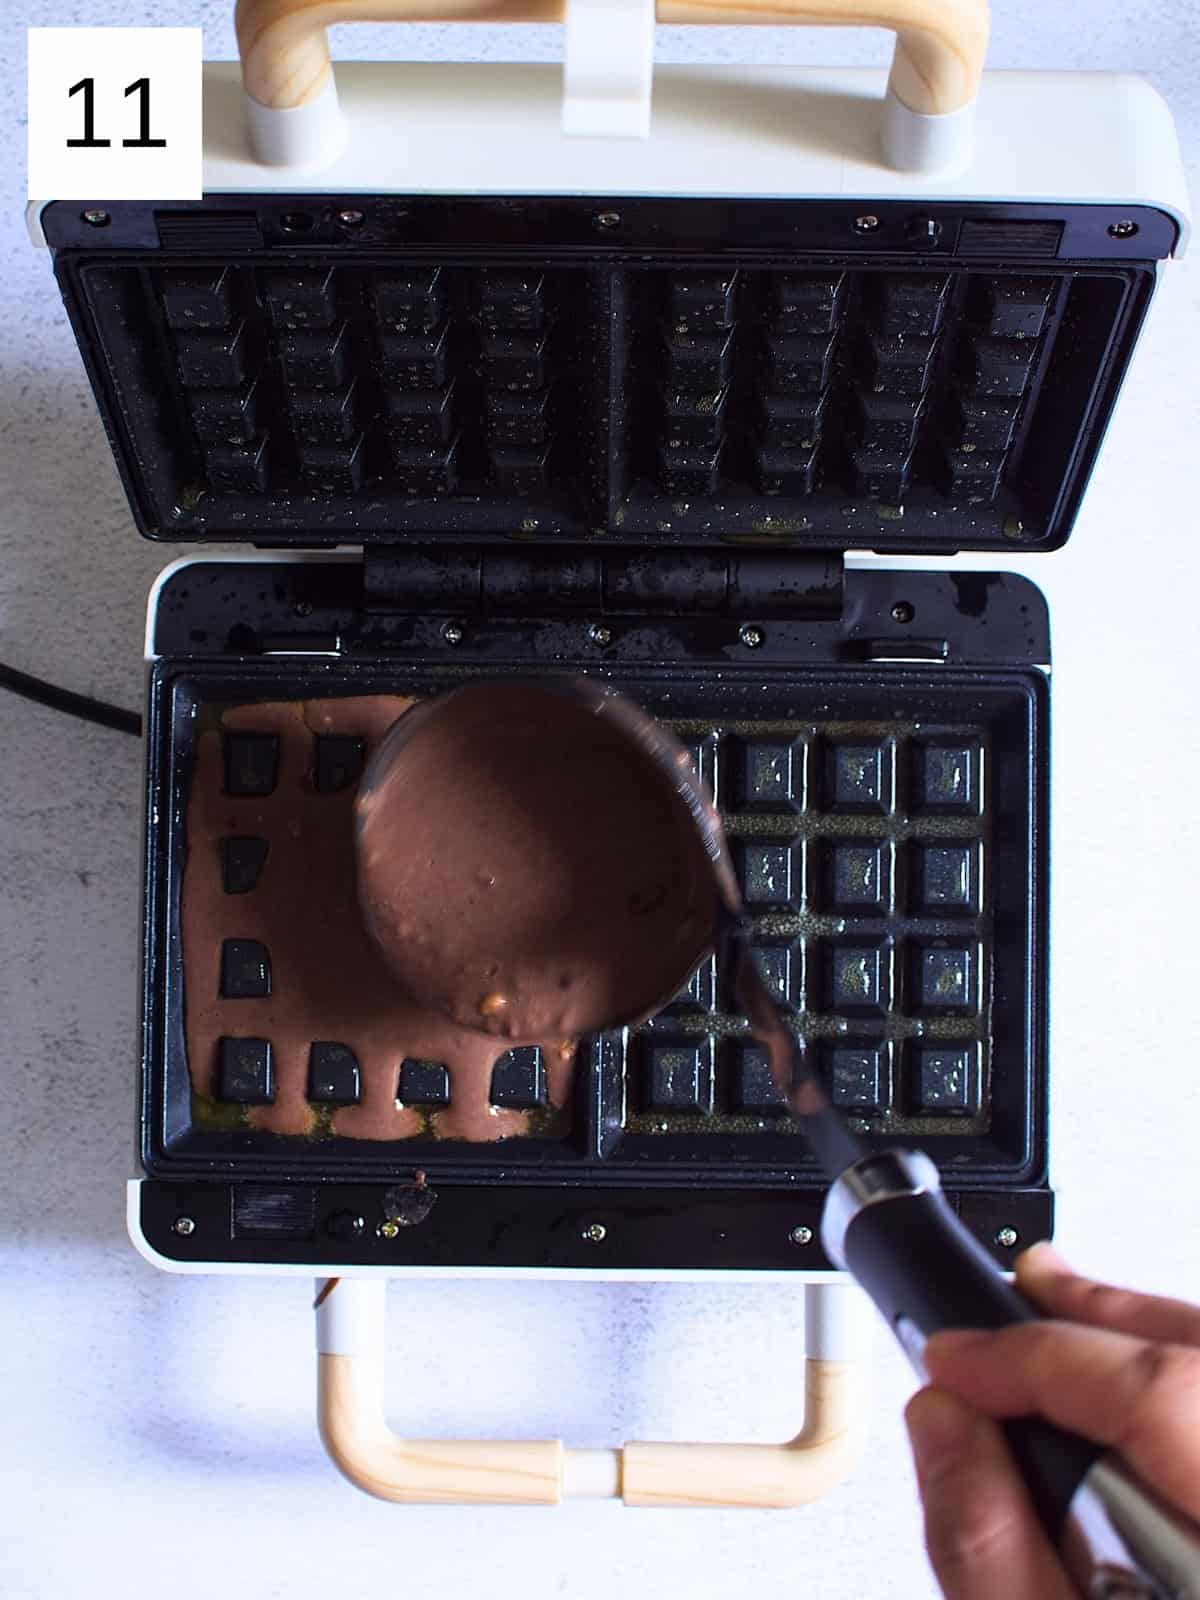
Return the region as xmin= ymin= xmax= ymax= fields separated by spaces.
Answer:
xmin=363 ymin=547 xmax=845 ymax=621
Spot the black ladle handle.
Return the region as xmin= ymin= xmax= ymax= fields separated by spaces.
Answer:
xmin=822 ymin=1151 xmax=1200 ymax=1599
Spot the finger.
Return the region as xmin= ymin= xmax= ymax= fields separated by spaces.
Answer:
xmin=925 ymin=1322 xmax=1200 ymax=1517
xmin=1016 ymin=1242 xmax=1200 ymax=1349
xmin=905 ymin=1388 xmax=1076 ymax=1600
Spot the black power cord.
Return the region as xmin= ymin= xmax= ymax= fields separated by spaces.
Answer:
xmin=0 ymin=660 xmax=142 ymax=737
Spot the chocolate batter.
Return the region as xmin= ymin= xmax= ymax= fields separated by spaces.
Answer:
xmin=357 ymin=681 xmax=718 ymax=1040
xmin=182 ymin=695 xmax=577 ymax=1142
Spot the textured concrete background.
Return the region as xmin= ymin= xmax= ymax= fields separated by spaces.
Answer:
xmin=1 ymin=6 xmax=1197 ymax=1598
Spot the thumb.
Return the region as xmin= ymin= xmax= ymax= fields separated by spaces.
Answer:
xmin=905 ymin=1388 xmax=1076 ymax=1600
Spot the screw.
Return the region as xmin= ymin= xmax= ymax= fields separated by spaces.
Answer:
xmin=789 ymin=1225 xmax=813 ymax=1246
xmin=995 ymin=1226 xmax=1019 ymax=1249
xmin=892 ymin=601 xmax=915 ymax=624
xmin=328 ymin=1211 xmax=365 ymax=1242
xmin=1107 ymin=219 xmax=1139 ymax=239
xmin=378 ymin=1219 xmax=400 ymax=1240
xmin=81 ymin=209 xmax=111 ymax=227
xmin=582 ymin=1222 xmax=607 ymax=1243
xmin=173 ymin=1216 xmax=195 ymax=1237
xmin=588 ymin=623 xmax=613 ymax=647
xmin=739 ymin=624 xmax=764 ymax=649
xmin=441 ymin=622 xmax=464 ymax=646
xmin=337 ymin=208 xmax=365 ymax=227
xmin=594 ymin=211 xmax=621 ymax=230
xmin=854 ymin=214 xmax=880 ymax=233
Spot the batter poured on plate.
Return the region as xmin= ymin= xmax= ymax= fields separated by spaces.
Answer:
xmin=356 ymin=680 xmax=716 ymax=1040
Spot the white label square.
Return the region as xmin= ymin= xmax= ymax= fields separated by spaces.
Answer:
xmin=28 ymin=27 xmax=202 ymax=201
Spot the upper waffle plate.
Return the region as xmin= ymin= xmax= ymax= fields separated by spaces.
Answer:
xmin=62 ymin=251 xmax=1151 ymax=551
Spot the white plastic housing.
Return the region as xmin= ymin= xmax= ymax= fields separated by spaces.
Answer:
xmin=881 ymin=92 xmax=977 ymax=176
xmin=243 ymin=75 xmax=345 ymax=170
xmin=562 ymin=0 xmax=656 ymax=138
xmin=28 ymin=67 xmax=1189 ymax=254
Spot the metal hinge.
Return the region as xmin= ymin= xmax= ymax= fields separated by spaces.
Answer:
xmin=363 ymin=546 xmax=845 ymax=621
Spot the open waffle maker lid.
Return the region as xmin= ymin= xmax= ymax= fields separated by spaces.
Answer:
xmin=45 ymin=189 xmax=1173 ymax=558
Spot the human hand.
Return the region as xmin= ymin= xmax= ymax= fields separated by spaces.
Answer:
xmin=904 ymin=1241 xmax=1200 ymax=1599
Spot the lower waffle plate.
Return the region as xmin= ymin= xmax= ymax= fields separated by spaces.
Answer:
xmin=144 ymin=662 xmax=1045 ymax=1194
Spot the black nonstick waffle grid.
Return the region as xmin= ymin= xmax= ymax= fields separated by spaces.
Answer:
xmin=58 ymin=241 xmax=1153 ymax=551
xmin=146 ymin=662 xmax=1042 ymax=1196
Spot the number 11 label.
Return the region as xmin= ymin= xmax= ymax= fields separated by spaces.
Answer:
xmin=28 ymin=28 xmax=201 ymax=201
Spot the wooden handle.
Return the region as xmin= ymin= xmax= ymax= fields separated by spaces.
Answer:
xmin=660 ymin=0 xmax=988 ymax=116
xmin=313 ymin=1278 xmax=864 ymax=1508
xmin=319 ymin=1353 xmax=567 ymax=1504
xmin=236 ymin=0 xmax=988 ymax=117
xmin=237 ymin=0 xmax=558 ymax=115
xmin=621 ymin=1359 xmax=859 ymax=1508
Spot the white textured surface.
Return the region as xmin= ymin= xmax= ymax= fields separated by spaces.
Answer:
xmin=1 ymin=5 xmax=1198 ymax=1598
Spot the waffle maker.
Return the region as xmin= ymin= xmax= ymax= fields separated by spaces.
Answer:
xmin=30 ymin=0 xmax=1190 ymax=1509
